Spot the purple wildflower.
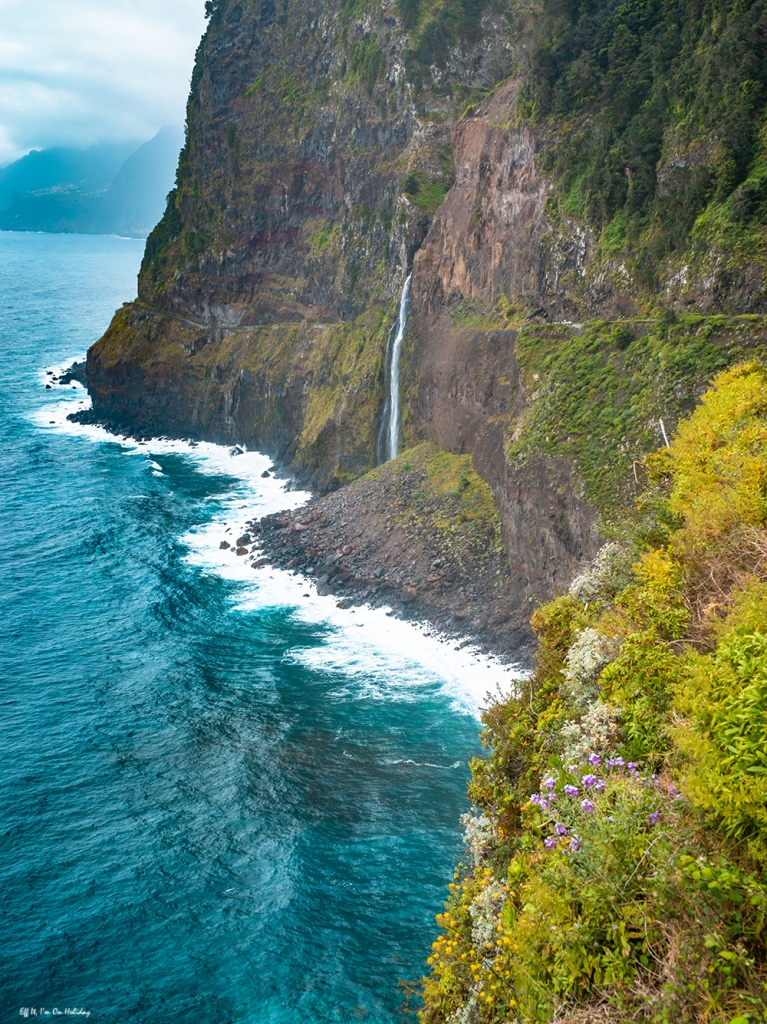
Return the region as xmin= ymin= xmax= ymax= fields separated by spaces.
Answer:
xmin=581 ymin=798 xmax=595 ymax=813
xmin=627 ymin=762 xmax=638 ymax=773
xmin=564 ymin=784 xmax=580 ymax=797
xmin=607 ymin=756 xmax=625 ymax=770
xmin=570 ymin=835 xmax=581 ymax=852
xmin=648 ymin=810 xmax=660 ymax=825
xmin=544 ymin=836 xmax=557 ymax=850
xmin=588 ymin=753 xmax=602 ymax=766
xmin=554 ymin=822 xmax=568 ymax=836
xmin=595 ymin=779 xmax=606 ymax=792
xmin=543 ymin=776 xmax=557 ymax=792
xmin=567 ymin=764 xmax=579 ymax=774
xmin=582 ymin=773 xmax=598 ymax=789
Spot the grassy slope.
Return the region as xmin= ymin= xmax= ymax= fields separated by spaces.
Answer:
xmin=511 ymin=315 xmax=767 ymax=517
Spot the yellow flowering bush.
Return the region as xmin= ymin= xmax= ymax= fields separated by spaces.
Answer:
xmin=420 ymin=364 xmax=767 ymax=1024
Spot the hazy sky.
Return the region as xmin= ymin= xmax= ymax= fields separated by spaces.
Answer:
xmin=0 ymin=0 xmax=208 ymax=164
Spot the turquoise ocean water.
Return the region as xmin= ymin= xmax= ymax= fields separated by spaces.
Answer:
xmin=0 ymin=232 xmax=514 ymax=1022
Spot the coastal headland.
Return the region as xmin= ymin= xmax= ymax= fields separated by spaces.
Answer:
xmin=72 ymin=0 xmax=767 ymax=1017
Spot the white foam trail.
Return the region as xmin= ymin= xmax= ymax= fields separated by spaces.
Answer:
xmin=32 ymin=360 xmax=311 ymax=515
xmin=188 ymin=530 xmax=523 ymax=717
xmin=380 ymin=759 xmax=463 ymax=769
xmin=34 ymin=354 xmax=526 ymax=717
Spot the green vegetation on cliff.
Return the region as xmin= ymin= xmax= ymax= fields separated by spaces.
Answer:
xmin=388 ymin=442 xmax=506 ymax=562
xmin=511 ymin=315 xmax=767 ymax=515
xmin=523 ymin=0 xmax=767 ymax=282
xmin=87 ymin=300 xmax=398 ymax=492
xmin=398 ymin=0 xmax=498 ymax=95
xmin=81 ymin=4 xmax=767 ymax=1016
xmin=420 ymin=363 xmax=767 ymax=1023
xmin=135 ymin=0 xmax=513 ymax=322
xmin=346 ymin=442 xmax=513 ymax=596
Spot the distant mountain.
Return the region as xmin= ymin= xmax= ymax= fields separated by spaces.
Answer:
xmin=0 ymin=128 xmax=184 ymax=238
xmin=0 ymin=141 xmax=139 ymax=212
xmin=97 ymin=128 xmax=186 ymax=237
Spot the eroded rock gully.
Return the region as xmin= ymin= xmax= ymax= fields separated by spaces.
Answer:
xmin=410 ymin=77 xmax=639 ymax=323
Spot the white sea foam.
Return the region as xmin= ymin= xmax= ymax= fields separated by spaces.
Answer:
xmin=184 ymin=501 xmax=523 ymax=717
xmin=381 ymin=759 xmax=464 ymax=769
xmin=34 ymin=356 xmax=526 ymax=717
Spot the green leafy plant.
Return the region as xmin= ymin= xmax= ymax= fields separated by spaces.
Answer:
xmin=402 ymin=169 xmax=452 ymax=214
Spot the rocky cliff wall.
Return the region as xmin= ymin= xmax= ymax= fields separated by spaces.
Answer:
xmin=82 ymin=0 xmax=767 ymax=619
xmin=86 ymin=301 xmax=395 ymax=491
xmin=137 ymin=0 xmax=514 ymax=325
xmin=401 ymin=311 xmax=600 ymax=611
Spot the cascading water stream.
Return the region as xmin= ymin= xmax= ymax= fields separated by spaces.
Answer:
xmin=376 ymin=273 xmax=412 ymax=464
xmin=388 ymin=273 xmax=412 ymax=461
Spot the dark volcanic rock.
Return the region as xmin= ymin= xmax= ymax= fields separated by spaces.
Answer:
xmin=251 ymin=448 xmax=536 ymax=666
xmin=76 ymin=0 xmax=767 ymax=642
xmin=59 ymin=361 xmax=87 ymax=386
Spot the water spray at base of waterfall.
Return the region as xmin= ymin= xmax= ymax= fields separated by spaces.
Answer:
xmin=376 ymin=273 xmax=412 ymax=465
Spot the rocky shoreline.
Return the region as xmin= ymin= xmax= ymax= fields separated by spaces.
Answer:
xmin=60 ymin=360 xmax=535 ymax=667
xmin=220 ymin=446 xmax=536 ymax=669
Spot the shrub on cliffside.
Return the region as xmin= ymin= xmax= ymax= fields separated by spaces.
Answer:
xmin=420 ymin=363 xmax=767 ymax=1024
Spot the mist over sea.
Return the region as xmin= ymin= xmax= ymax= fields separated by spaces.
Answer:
xmin=0 ymin=231 xmax=508 ymax=1022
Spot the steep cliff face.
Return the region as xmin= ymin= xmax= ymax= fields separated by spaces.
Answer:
xmin=402 ymin=313 xmax=599 ymax=611
xmin=413 ymin=79 xmax=574 ymax=318
xmin=412 ymin=61 xmax=767 ymax=327
xmin=86 ymin=0 xmax=519 ymax=488
xmin=87 ymin=302 xmax=392 ymax=490
xmin=83 ymin=0 xmax=767 ymax=611
xmin=138 ymin=0 xmax=513 ymax=325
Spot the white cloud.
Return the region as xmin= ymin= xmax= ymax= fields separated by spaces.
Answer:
xmin=0 ymin=0 xmax=207 ymax=163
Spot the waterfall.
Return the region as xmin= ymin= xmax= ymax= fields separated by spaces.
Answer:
xmin=376 ymin=273 xmax=412 ymax=464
